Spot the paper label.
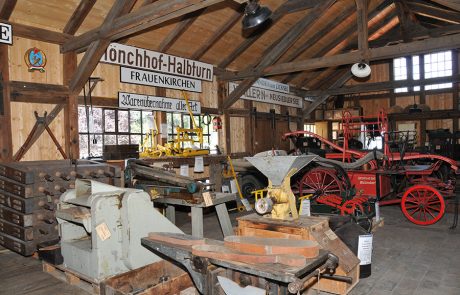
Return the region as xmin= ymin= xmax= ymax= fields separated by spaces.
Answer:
xmin=299 ymin=199 xmax=311 ymax=216
xmin=180 ymin=164 xmax=189 ymax=177
xmin=194 ymin=156 xmax=204 ymax=173
xmin=325 ymin=229 xmax=338 ymax=240
xmin=95 ymin=222 xmax=111 ymax=241
xmin=230 ymin=180 xmax=238 ymax=194
xmin=160 ymin=123 xmax=168 ymax=138
xmin=222 ymin=185 xmax=230 ymax=193
xmin=357 ymin=234 xmax=373 ymax=265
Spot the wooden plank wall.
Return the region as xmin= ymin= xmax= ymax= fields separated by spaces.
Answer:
xmin=8 ymin=37 xmax=66 ymax=161
xmin=333 ymin=54 xmax=460 ymax=147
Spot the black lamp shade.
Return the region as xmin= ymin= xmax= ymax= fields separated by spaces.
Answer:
xmin=242 ymin=4 xmax=272 ymax=30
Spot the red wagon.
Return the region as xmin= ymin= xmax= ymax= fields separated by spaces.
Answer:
xmin=284 ymin=110 xmax=459 ymax=225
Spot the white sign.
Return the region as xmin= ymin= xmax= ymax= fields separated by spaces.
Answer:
xmin=357 ymin=234 xmax=373 ymax=265
xmin=118 ymin=92 xmax=201 ymax=114
xmin=254 ymin=78 xmax=289 ymax=94
xmin=299 ymin=199 xmax=311 ymax=216
xmin=180 ymin=164 xmax=189 ymax=177
xmin=0 ymin=22 xmax=12 ymax=45
xmin=120 ymin=67 xmax=202 ymax=92
xmin=194 ymin=156 xmax=204 ymax=173
xmin=229 ymin=82 xmax=303 ymax=109
xmin=101 ymin=43 xmax=213 ymax=81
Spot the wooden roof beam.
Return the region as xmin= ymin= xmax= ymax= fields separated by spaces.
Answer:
xmin=430 ymin=0 xmax=460 ymax=12
xmin=2 ymin=21 xmax=72 ymax=44
xmin=408 ymin=1 xmax=460 ymax=24
xmin=301 ymin=74 xmax=460 ymax=96
xmin=62 ymin=0 xmax=225 ymax=53
xmin=263 ymin=33 xmax=460 ymax=77
xmin=63 ymin=0 xmax=97 ymax=35
xmin=191 ymin=8 xmax=241 ymax=60
xmin=356 ymin=0 xmax=369 ymax=53
xmin=158 ymin=9 xmax=204 ymax=52
xmin=0 ymin=0 xmax=16 ymax=20
xmin=69 ymin=0 xmax=137 ymax=95
xmin=223 ymin=0 xmax=336 ymax=109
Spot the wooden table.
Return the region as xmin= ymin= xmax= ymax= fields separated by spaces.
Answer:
xmin=153 ymin=193 xmax=237 ymax=238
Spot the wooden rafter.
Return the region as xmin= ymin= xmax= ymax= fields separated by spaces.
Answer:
xmin=3 ymin=21 xmax=73 ymax=44
xmin=430 ymin=0 xmax=460 ymax=12
xmin=0 ymin=0 xmax=17 ymax=20
xmin=409 ymin=0 xmax=460 ymax=24
xmin=262 ymin=33 xmax=460 ymax=77
xmin=223 ymin=0 xmax=336 ymax=109
xmin=62 ymin=0 xmax=225 ymax=53
xmin=63 ymin=0 xmax=97 ymax=35
xmin=158 ymin=9 xmax=204 ymax=52
xmin=191 ymin=8 xmax=241 ymax=60
xmin=69 ymin=0 xmax=137 ymax=95
xmin=301 ymin=74 xmax=460 ymax=96
xmin=280 ymin=5 xmax=356 ymax=83
xmin=356 ymin=0 xmax=369 ymax=53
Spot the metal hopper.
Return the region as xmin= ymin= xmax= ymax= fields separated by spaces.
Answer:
xmin=245 ymin=155 xmax=317 ymax=186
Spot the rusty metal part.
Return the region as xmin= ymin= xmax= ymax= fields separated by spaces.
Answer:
xmin=224 ymin=235 xmax=319 ymax=258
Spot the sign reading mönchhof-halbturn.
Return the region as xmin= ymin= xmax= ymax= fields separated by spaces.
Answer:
xmin=101 ymin=43 xmax=213 ymax=81
xmin=120 ymin=67 xmax=202 ymax=93
xmin=228 ymin=82 xmax=302 ymax=108
xmin=119 ymin=92 xmax=201 ymax=114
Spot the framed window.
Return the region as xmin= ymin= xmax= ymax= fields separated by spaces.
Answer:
xmin=392 ymin=51 xmax=452 ymax=92
xmin=166 ymin=113 xmax=218 ymax=151
xmin=303 ymin=124 xmax=316 ymax=137
xmin=78 ymin=106 xmax=154 ymax=158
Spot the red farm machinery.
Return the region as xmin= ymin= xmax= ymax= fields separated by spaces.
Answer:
xmin=283 ymin=110 xmax=459 ymax=226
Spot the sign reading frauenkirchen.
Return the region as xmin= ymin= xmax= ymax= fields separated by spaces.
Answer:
xmin=120 ymin=67 xmax=202 ymax=92
xmin=228 ymin=82 xmax=303 ymax=108
xmin=102 ymin=43 xmax=213 ymax=81
xmin=118 ymin=92 xmax=201 ymax=114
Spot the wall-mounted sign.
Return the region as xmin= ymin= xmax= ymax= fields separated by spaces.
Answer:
xmin=254 ymin=78 xmax=289 ymax=94
xmin=0 ymin=22 xmax=12 ymax=45
xmin=24 ymin=47 xmax=47 ymax=72
xmin=101 ymin=43 xmax=213 ymax=81
xmin=229 ymin=82 xmax=303 ymax=109
xmin=120 ymin=67 xmax=202 ymax=93
xmin=118 ymin=91 xmax=201 ymax=114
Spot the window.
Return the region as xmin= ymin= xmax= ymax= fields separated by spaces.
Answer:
xmin=78 ymin=107 xmax=153 ymax=158
xmin=166 ymin=113 xmax=218 ymax=152
xmin=304 ymin=123 xmax=316 ymax=136
xmin=424 ymin=51 xmax=452 ymax=90
xmin=392 ymin=51 xmax=452 ymax=92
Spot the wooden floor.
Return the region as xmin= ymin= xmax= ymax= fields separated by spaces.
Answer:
xmin=0 ymin=247 xmax=89 ymax=295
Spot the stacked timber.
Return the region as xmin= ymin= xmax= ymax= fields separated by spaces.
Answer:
xmin=0 ymin=160 xmax=121 ymax=256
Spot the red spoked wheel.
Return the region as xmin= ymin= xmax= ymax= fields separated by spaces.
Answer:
xmin=401 ymin=185 xmax=445 ymax=225
xmin=298 ymin=168 xmax=344 ymax=197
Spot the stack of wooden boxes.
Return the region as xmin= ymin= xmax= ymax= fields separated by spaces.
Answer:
xmin=0 ymin=160 xmax=121 ymax=256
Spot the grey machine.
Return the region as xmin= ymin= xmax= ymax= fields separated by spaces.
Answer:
xmin=56 ymin=179 xmax=182 ymax=281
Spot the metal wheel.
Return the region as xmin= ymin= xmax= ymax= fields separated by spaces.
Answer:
xmin=401 ymin=185 xmax=445 ymax=225
xmin=298 ymin=168 xmax=344 ymax=198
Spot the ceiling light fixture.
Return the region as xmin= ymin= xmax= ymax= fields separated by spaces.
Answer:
xmin=351 ymin=62 xmax=371 ymax=78
xmin=242 ymin=0 xmax=272 ymax=30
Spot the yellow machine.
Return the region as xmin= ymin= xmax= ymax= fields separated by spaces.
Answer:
xmin=245 ymin=155 xmax=317 ymax=220
xmin=140 ymin=91 xmax=210 ymax=158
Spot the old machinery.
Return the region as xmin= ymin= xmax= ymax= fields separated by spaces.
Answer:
xmin=140 ymin=91 xmax=209 ymax=158
xmin=142 ymin=232 xmax=350 ymax=295
xmin=246 ymin=155 xmax=316 ymax=219
xmin=56 ymin=179 xmax=182 ymax=282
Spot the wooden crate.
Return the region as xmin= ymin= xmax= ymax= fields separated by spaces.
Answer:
xmin=237 ymin=214 xmax=360 ymax=295
xmin=43 ymin=260 xmax=195 ymax=295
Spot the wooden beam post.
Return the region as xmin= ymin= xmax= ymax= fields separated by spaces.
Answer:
xmin=63 ymin=53 xmax=79 ymax=159
xmin=0 ymin=0 xmax=17 ymax=20
xmin=0 ymin=45 xmax=12 ymax=161
xmin=355 ymin=0 xmax=369 ymax=54
xmin=63 ymin=0 xmax=97 ymax=35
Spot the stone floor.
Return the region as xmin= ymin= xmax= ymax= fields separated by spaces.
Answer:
xmin=0 ymin=205 xmax=458 ymax=295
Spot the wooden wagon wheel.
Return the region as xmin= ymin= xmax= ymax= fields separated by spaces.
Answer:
xmin=401 ymin=185 xmax=445 ymax=225
xmin=298 ymin=167 xmax=344 ymax=198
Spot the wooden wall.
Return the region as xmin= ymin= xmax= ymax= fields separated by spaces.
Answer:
xmin=8 ymin=37 xmax=66 ymax=161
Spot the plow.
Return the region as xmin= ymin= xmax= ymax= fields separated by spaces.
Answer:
xmin=283 ymin=110 xmax=458 ymax=226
